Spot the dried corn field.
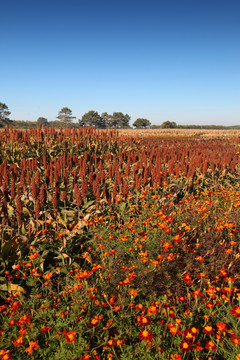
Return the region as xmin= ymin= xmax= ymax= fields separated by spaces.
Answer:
xmin=118 ymin=128 xmax=240 ymax=138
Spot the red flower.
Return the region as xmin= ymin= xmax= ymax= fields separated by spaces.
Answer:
xmin=139 ymin=329 xmax=153 ymax=341
xmin=183 ymin=327 xmax=199 ymax=342
xmin=183 ymin=273 xmax=191 ymax=285
xmin=13 ymin=335 xmax=25 ymax=348
xmin=205 ymin=340 xmax=216 ymax=351
xmin=105 ymin=338 xmax=116 ymax=347
xmin=230 ymin=334 xmax=240 ymax=346
xmin=203 ymin=325 xmax=213 ymax=335
xmin=25 ymin=340 xmax=39 ymax=355
xmin=135 ymin=304 xmax=145 ymax=312
xmin=231 ymin=305 xmax=240 ymax=318
xmin=90 ymin=315 xmax=103 ymax=327
xmin=136 ymin=316 xmax=152 ymax=327
xmin=0 ymin=349 xmax=12 ymax=360
xmin=216 ymin=322 xmax=226 ymax=332
xmin=179 ymin=340 xmax=191 ymax=352
xmin=80 ymin=355 xmax=94 ymax=360
xmin=17 ymin=314 xmax=32 ymax=326
xmin=63 ymin=330 xmax=77 ymax=343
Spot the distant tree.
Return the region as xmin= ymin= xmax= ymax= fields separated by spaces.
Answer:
xmin=150 ymin=125 xmax=162 ymax=129
xmin=0 ymin=102 xmax=11 ymax=127
xmin=161 ymin=121 xmax=177 ymax=129
xmin=101 ymin=112 xmax=111 ymax=128
xmin=57 ymin=107 xmax=76 ymax=126
xmin=109 ymin=112 xmax=131 ymax=128
xmin=79 ymin=110 xmax=105 ymax=128
xmin=37 ymin=117 xmax=48 ymax=126
xmin=133 ymin=118 xmax=151 ymax=129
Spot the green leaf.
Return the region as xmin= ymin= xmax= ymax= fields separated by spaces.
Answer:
xmin=1 ymin=239 xmax=18 ymax=262
xmin=7 ymin=205 xmax=15 ymax=217
xmin=119 ymin=202 xmax=126 ymax=213
xmin=21 ymin=224 xmax=27 ymax=235
xmin=57 ymin=215 xmax=67 ymax=227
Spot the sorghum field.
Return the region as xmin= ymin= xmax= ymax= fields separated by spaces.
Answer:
xmin=1 ymin=126 xmax=240 ymax=360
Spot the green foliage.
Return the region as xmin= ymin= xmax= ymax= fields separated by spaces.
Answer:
xmin=109 ymin=112 xmax=131 ymax=128
xmin=161 ymin=120 xmax=177 ymax=128
xmin=57 ymin=107 xmax=76 ymax=126
xmin=79 ymin=110 xmax=105 ymax=128
xmin=0 ymin=102 xmax=11 ymax=127
xmin=133 ymin=118 xmax=151 ymax=128
xmin=37 ymin=117 xmax=48 ymax=126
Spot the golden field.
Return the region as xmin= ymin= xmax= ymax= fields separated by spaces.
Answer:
xmin=118 ymin=128 xmax=240 ymax=138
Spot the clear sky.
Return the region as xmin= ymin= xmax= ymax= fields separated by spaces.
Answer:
xmin=1 ymin=0 xmax=240 ymax=125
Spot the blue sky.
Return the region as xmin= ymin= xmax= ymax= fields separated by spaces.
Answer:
xmin=1 ymin=0 xmax=240 ymax=125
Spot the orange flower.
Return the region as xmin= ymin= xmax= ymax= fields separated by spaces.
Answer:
xmin=163 ymin=242 xmax=173 ymax=251
xmin=80 ymin=354 xmax=94 ymax=360
xmin=139 ymin=316 xmax=152 ymax=327
xmin=147 ymin=305 xmax=157 ymax=314
xmin=167 ymin=253 xmax=174 ymax=261
xmin=0 ymin=349 xmax=12 ymax=360
xmin=25 ymin=340 xmax=39 ymax=355
xmin=230 ymin=334 xmax=240 ymax=346
xmin=173 ymin=235 xmax=181 ymax=243
xmin=190 ymin=327 xmax=199 ymax=336
xmin=105 ymin=338 xmax=116 ymax=347
xmin=43 ymin=272 xmax=53 ymax=280
xmin=219 ymin=269 xmax=227 ymax=277
xmin=205 ymin=340 xmax=216 ymax=351
xmin=116 ymin=338 xmax=125 ymax=347
xmin=183 ymin=273 xmax=192 ymax=285
xmin=216 ymin=322 xmax=226 ymax=332
xmin=90 ymin=315 xmax=103 ymax=327
xmin=136 ymin=304 xmax=145 ymax=312
xmin=139 ymin=329 xmax=153 ymax=341
xmin=40 ymin=325 xmax=52 ymax=333
xmin=171 ymin=355 xmax=182 ymax=360
xmin=64 ymin=330 xmax=77 ymax=343
xmin=168 ymin=323 xmax=178 ymax=335
xmin=192 ymin=290 xmax=202 ymax=297
xmin=205 ymin=302 xmax=214 ymax=309
xmin=179 ymin=340 xmax=191 ymax=352
xmin=8 ymin=320 xmax=15 ymax=327
xmin=195 ymin=255 xmax=204 ymax=262
xmin=203 ymin=325 xmax=213 ymax=335
xmin=231 ymin=305 xmax=240 ymax=318
xmin=184 ymin=327 xmax=199 ymax=341
xmin=13 ymin=335 xmax=25 ymax=348
xmin=28 ymin=252 xmax=39 ymax=260
xmin=128 ymin=289 xmax=138 ymax=297
xmin=19 ymin=326 xmax=27 ymax=335
xmin=17 ymin=314 xmax=32 ymax=326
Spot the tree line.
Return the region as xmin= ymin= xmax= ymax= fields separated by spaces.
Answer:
xmin=0 ymin=102 xmax=238 ymax=130
xmin=0 ymin=103 xmax=152 ymax=129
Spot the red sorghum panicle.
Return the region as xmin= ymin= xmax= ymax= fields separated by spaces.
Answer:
xmin=31 ymin=180 xmax=38 ymax=201
xmin=15 ymin=195 xmax=22 ymax=226
xmin=11 ymin=178 xmax=16 ymax=199
xmin=35 ymin=199 xmax=40 ymax=219
xmin=52 ymin=192 xmax=58 ymax=212
xmin=39 ymin=184 xmax=47 ymax=206
xmin=81 ymin=179 xmax=88 ymax=199
xmin=74 ymin=184 xmax=82 ymax=207
xmin=61 ymin=191 xmax=67 ymax=202
xmin=35 ymin=170 xmax=40 ymax=189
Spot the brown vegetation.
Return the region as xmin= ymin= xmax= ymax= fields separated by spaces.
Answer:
xmin=118 ymin=128 xmax=240 ymax=138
